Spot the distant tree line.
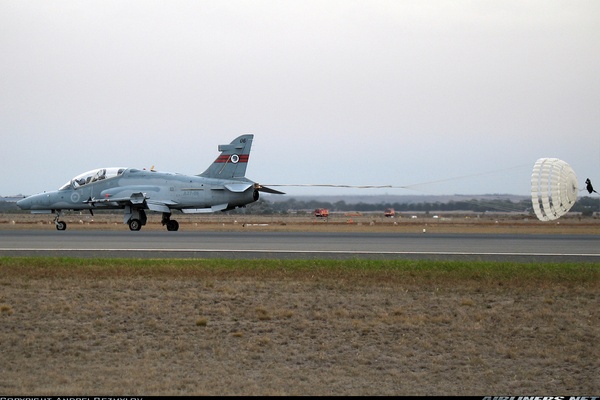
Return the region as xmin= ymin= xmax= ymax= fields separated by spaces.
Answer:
xmin=240 ymin=196 xmax=600 ymax=216
xmin=2 ymin=196 xmax=599 ymax=216
xmin=574 ymin=196 xmax=600 ymax=216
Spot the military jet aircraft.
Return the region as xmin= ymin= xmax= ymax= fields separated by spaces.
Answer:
xmin=16 ymin=134 xmax=284 ymax=231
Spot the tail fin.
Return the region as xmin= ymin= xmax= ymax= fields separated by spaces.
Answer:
xmin=199 ymin=134 xmax=254 ymax=179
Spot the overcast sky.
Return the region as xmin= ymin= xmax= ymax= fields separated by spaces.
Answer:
xmin=2 ymin=1 xmax=599 ymax=197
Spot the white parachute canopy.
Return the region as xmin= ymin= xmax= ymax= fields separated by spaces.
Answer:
xmin=531 ymin=158 xmax=578 ymax=221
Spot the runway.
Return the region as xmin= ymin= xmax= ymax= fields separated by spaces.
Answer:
xmin=1 ymin=230 xmax=599 ymax=262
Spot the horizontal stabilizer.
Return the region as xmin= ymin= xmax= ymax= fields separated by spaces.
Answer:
xmin=255 ymin=184 xmax=285 ymax=195
xmin=224 ymin=183 xmax=254 ymax=193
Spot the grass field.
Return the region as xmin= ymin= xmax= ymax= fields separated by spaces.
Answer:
xmin=1 ymin=257 xmax=598 ymax=395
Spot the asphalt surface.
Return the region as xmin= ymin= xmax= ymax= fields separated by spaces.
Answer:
xmin=1 ymin=230 xmax=599 ymax=262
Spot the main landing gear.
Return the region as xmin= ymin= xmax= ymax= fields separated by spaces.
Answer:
xmin=128 ymin=218 xmax=142 ymax=231
xmin=126 ymin=208 xmax=147 ymax=231
xmin=161 ymin=212 xmax=179 ymax=231
xmin=126 ymin=210 xmax=178 ymax=231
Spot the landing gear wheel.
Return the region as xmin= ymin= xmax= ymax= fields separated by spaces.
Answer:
xmin=166 ymin=220 xmax=179 ymax=231
xmin=56 ymin=221 xmax=67 ymax=231
xmin=128 ymin=219 xmax=142 ymax=231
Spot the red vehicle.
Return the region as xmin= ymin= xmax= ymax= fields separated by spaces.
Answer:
xmin=384 ymin=208 xmax=395 ymax=217
xmin=314 ymin=208 xmax=329 ymax=218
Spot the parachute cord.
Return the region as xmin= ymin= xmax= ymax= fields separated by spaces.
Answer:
xmin=266 ymin=164 xmax=532 ymax=214
xmin=266 ymin=164 xmax=532 ymax=194
xmin=400 ymin=163 xmax=531 ymax=191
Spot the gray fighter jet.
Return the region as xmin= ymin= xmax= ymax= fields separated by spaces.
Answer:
xmin=17 ymin=134 xmax=283 ymax=231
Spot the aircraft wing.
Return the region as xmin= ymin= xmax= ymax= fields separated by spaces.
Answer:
xmin=87 ymin=192 xmax=178 ymax=212
xmin=181 ymin=204 xmax=229 ymax=213
xmin=86 ymin=193 xmax=147 ymax=206
xmin=147 ymin=200 xmax=178 ymax=213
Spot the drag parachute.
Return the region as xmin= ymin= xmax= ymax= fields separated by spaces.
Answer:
xmin=531 ymin=158 xmax=578 ymax=221
xmin=585 ymin=178 xmax=598 ymax=194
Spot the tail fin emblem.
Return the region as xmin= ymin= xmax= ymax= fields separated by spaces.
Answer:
xmin=230 ymin=154 xmax=240 ymax=164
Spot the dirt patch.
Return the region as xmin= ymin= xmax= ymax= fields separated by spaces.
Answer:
xmin=0 ymin=262 xmax=598 ymax=395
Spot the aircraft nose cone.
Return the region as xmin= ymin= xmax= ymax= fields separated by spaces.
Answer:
xmin=16 ymin=197 xmax=31 ymax=210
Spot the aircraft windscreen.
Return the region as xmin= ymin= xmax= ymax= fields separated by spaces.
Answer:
xmin=59 ymin=167 xmax=127 ymax=190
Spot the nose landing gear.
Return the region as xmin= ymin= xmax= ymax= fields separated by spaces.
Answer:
xmin=54 ymin=212 xmax=67 ymax=231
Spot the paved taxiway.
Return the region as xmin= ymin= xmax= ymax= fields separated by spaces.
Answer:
xmin=0 ymin=230 xmax=598 ymax=262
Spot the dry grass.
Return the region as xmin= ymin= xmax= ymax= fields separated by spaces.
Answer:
xmin=1 ymin=211 xmax=599 ymax=234
xmin=0 ymin=258 xmax=598 ymax=395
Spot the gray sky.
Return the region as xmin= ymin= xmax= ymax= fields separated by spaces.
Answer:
xmin=2 ymin=0 xmax=599 ymax=197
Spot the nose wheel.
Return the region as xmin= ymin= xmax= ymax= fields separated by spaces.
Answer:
xmin=54 ymin=213 xmax=67 ymax=231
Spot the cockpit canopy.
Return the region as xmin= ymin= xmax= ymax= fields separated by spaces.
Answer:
xmin=59 ymin=167 xmax=127 ymax=190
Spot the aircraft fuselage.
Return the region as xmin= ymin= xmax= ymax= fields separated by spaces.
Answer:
xmin=16 ymin=134 xmax=281 ymax=231
xmin=17 ymin=168 xmax=257 ymax=212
